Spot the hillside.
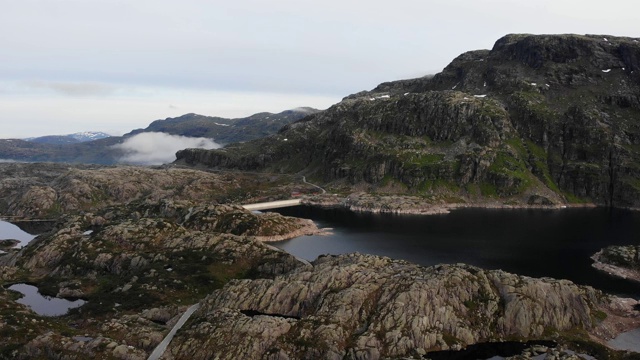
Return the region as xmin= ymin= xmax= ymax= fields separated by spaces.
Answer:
xmin=0 ymin=137 xmax=124 ymax=164
xmin=176 ymin=34 xmax=640 ymax=208
xmin=127 ymin=108 xmax=318 ymax=144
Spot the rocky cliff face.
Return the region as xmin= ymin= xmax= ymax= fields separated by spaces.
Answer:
xmin=167 ymin=253 xmax=636 ymax=360
xmin=177 ymin=34 xmax=640 ymax=208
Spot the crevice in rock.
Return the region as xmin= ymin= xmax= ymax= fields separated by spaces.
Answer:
xmin=239 ymin=309 xmax=301 ymax=320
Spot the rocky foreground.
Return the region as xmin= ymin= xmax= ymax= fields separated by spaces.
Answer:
xmin=0 ymin=200 xmax=318 ymax=358
xmin=166 ymin=253 xmax=640 ymax=360
xmin=0 ymin=163 xmax=639 ymax=359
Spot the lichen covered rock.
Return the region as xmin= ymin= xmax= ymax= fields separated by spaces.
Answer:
xmin=168 ymin=253 xmax=613 ymax=360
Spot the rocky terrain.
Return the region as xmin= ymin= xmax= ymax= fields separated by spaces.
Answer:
xmin=0 ymin=108 xmax=316 ymax=164
xmin=2 ymin=34 xmax=640 ymax=359
xmin=0 ymin=162 xmax=318 ymax=219
xmin=165 ymin=253 xmax=640 ymax=359
xmin=0 ymin=200 xmax=317 ymax=358
xmin=0 ymin=163 xmax=639 ymax=359
xmin=592 ymin=245 xmax=640 ymax=283
xmin=177 ymin=34 xmax=640 ymax=209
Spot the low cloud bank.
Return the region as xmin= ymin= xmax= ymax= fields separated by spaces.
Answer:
xmin=113 ymin=132 xmax=220 ymax=165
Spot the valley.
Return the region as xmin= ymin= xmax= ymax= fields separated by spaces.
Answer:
xmin=1 ymin=33 xmax=640 ymax=359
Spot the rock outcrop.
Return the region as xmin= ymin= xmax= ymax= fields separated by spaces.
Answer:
xmin=592 ymin=245 xmax=640 ymax=283
xmin=177 ymin=34 xmax=640 ymax=208
xmin=167 ymin=253 xmax=637 ymax=360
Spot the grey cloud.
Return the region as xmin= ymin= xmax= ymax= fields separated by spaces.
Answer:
xmin=25 ymin=81 xmax=116 ymax=96
xmin=112 ymin=132 xmax=220 ymax=165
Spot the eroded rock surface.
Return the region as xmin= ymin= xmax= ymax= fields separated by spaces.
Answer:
xmin=167 ymin=253 xmax=637 ymax=360
xmin=0 ymin=163 xmax=313 ymax=219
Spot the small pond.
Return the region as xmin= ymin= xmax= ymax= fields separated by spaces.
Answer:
xmin=0 ymin=220 xmax=37 ymax=248
xmin=607 ymin=328 xmax=640 ymax=353
xmin=8 ymin=283 xmax=86 ymax=316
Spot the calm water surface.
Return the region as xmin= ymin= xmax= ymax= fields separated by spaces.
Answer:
xmin=8 ymin=283 xmax=85 ymax=316
xmin=271 ymin=207 xmax=640 ymax=299
xmin=0 ymin=220 xmax=36 ymax=248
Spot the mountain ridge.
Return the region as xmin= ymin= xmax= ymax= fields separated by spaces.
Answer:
xmin=0 ymin=107 xmax=317 ymax=164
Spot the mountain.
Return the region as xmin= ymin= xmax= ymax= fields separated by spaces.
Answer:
xmin=0 ymin=108 xmax=317 ymax=164
xmin=69 ymin=131 xmax=113 ymax=142
xmin=0 ymin=137 xmax=125 ymax=164
xmin=176 ymin=34 xmax=640 ymax=208
xmin=126 ymin=108 xmax=318 ymax=145
xmin=25 ymin=131 xmax=112 ymax=144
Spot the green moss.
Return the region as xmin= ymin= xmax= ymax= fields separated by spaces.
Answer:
xmin=413 ymin=153 xmax=445 ymax=166
xmin=592 ymin=310 xmax=608 ymax=322
xmin=523 ymin=140 xmax=561 ymax=193
xmin=418 ymin=179 xmax=460 ymax=193
xmin=479 ymin=182 xmax=498 ymax=197
xmin=463 ymin=300 xmax=478 ymax=311
xmin=506 ymin=138 xmax=528 ymax=158
xmin=442 ymin=333 xmax=460 ymax=346
xmin=563 ymin=192 xmax=590 ymax=204
xmin=622 ymin=176 xmax=640 ymax=191
xmin=477 ymin=100 xmax=508 ymax=119
xmin=488 ymin=149 xmax=534 ymax=194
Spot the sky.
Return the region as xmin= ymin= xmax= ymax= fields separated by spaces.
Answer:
xmin=1 ymin=0 xmax=639 ymax=138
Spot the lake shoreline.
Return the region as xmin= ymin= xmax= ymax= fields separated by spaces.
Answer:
xmin=303 ymin=194 xmax=599 ymax=215
xmin=591 ymin=250 xmax=640 ymax=284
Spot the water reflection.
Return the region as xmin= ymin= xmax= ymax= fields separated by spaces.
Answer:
xmin=8 ymin=283 xmax=85 ymax=316
xmin=0 ymin=220 xmax=37 ymax=248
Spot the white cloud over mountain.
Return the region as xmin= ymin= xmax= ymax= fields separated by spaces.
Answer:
xmin=112 ymin=132 xmax=220 ymax=165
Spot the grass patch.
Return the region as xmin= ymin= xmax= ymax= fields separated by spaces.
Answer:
xmin=479 ymin=182 xmax=498 ymax=197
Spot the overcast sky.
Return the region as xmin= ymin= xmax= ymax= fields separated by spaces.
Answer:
xmin=2 ymin=0 xmax=639 ymax=138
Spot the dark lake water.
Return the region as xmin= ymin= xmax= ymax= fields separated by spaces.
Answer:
xmin=271 ymin=206 xmax=640 ymax=299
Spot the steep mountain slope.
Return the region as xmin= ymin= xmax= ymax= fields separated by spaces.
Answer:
xmin=176 ymin=34 xmax=640 ymax=208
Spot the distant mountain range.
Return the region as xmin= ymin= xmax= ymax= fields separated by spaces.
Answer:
xmin=24 ymin=132 xmax=113 ymax=145
xmin=0 ymin=108 xmax=318 ymax=164
xmin=126 ymin=107 xmax=318 ymax=144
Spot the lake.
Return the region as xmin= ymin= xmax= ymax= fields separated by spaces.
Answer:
xmin=7 ymin=283 xmax=86 ymax=316
xmin=271 ymin=206 xmax=640 ymax=299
